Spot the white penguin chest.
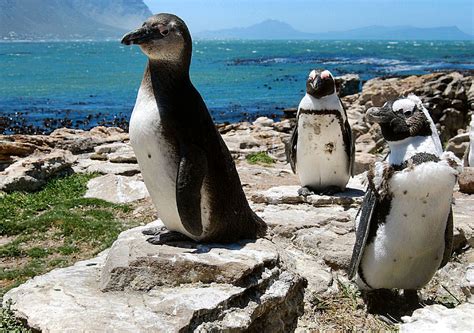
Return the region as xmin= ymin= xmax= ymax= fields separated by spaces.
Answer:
xmin=296 ymin=113 xmax=350 ymax=189
xmin=129 ymin=90 xmax=187 ymax=236
xmin=360 ymin=161 xmax=456 ymax=289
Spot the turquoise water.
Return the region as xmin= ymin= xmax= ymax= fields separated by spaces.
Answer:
xmin=0 ymin=40 xmax=473 ymax=133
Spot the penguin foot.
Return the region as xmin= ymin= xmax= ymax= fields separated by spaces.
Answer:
xmin=297 ymin=186 xmax=314 ymax=196
xmin=146 ymin=231 xmax=193 ymax=245
xmin=404 ymin=289 xmax=422 ymax=308
xmin=142 ymin=226 xmax=167 ymax=236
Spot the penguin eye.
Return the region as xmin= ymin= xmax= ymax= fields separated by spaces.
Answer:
xmin=160 ymin=29 xmax=169 ymax=36
xmin=403 ymin=110 xmax=412 ymax=117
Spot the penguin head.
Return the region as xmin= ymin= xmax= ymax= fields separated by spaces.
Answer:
xmin=306 ymin=70 xmax=336 ymax=98
xmin=366 ymin=95 xmax=433 ymax=142
xmin=121 ymin=13 xmax=192 ymax=64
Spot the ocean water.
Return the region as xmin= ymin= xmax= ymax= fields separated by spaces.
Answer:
xmin=0 ymin=40 xmax=473 ymax=133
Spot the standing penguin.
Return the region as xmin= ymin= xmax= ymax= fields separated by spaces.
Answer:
xmin=121 ymin=13 xmax=266 ymax=244
xmin=349 ymin=95 xmax=461 ymax=300
xmin=287 ymin=69 xmax=354 ymax=196
xmin=464 ymin=116 xmax=474 ymax=166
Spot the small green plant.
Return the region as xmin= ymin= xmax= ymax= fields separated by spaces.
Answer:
xmin=0 ymin=300 xmax=31 ymax=333
xmin=246 ymin=152 xmax=275 ymax=165
xmin=336 ymin=278 xmax=361 ymax=309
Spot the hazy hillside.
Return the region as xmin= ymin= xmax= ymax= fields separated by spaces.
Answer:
xmin=196 ymin=20 xmax=473 ymax=40
xmin=0 ymin=0 xmax=152 ymax=40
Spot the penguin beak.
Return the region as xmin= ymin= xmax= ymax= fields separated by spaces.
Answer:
xmin=307 ymin=75 xmax=321 ymax=94
xmin=121 ymin=27 xmax=154 ymax=45
xmin=366 ymin=107 xmax=394 ymax=124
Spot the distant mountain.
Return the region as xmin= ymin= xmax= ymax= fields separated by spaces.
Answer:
xmin=196 ymin=20 xmax=473 ymax=40
xmin=0 ymin=0 xmax=152 ymax=40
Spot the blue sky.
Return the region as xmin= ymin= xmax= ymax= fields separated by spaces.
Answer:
xmin=143 ymin=0 xmax=473 ymax=35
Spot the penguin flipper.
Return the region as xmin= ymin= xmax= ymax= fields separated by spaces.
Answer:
xmin=348 ymin=187 xmax=377 ymax=279
xmin=286 ymin=124 xmax=298 ymax=173
xmin=439 ymin=207 xmax=454 ymax=268
xmin=340 ymin=99 xmax=355 ymax=176
xmin=347 ymin=119 xmax=355 ymax=176
xmin=462 ymin=144 xmax=470 ymax=167
xmin=176 ymin=144 xmax=207 ymax=237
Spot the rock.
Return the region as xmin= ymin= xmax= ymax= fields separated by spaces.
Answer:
xmin=439 ymin=108 xmax=466 ymax=143
xmin=101 ymin=221 xmax=279 ymax=291
xmin=461 ymin=263 xmax=474 ymax=299
xmin=261 ymin=203 xmax=354 ymax=238
xmin=452 ymin=193 xmax=474 ymax=249
xmin=0 ymin=149 xmax=76 ymax=192
xmin=335 ymin=74 xmax=360 ymax=97
xmin=4 ymin=222 xmax=307 ymax=333
xmin=283 ymin=108 xmax=298 ymax=119
xmin=89 ymin=152 xmax=108 ymax=161
xmin=85 ymin=161 xmax=141 ymax=176
xmin=252 ymin=185 xmax=364 ymax=208
xmin=253 ymin=116 xmax=274 ymax=127
xmin=400 ymin=302 xmax=474 ymax=333
xmin=0 ymin=140 xmax=44 ymax=164
xmin=273 ymin=119 xmax=294 ymax=133
xmin=94 ymin=142 xmax=137 ymax=163
xmin=446 ymin=133 xmax=470 ymax=158
xmin=354 ymin=152 xmax=377 ymax=175
xmin=108 ymin=149 xmax=137 ymax=164
xmin=94 ymin=142 xmax=130 ymax=154
xmin=458 ymin=167 xmax=474 ymax=194
xmin=292 ymin=217 xmax=355 ymax=270
xmin=50 ymin=126 xmax=128 ymax=153
xmin=84 ymin=174 xmax=149 ymax=203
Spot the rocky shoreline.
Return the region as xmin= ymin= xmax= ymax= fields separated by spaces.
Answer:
xmin=1 ymin=71 xmax=474 ymax=331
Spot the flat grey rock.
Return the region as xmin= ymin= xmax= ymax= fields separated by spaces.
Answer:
xmin=85 ymin=161 xmax=141 ymax=176
xmin=84 ymin=174 xmax=149 ymax=203
xmin=252 ymin=177 xmax=364 ymax=207
xmin=4 ymin=221 xmax=306 ymax=333
xmin=100 ymin=221 xmax=280 ymax=291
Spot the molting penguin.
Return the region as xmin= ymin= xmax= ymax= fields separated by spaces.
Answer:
xmin=287 ymin=69 xmax=354 ymax=196
xmin=465 ymin=116 xmax=474 ymax=167
xmin=348 ymin=95 xmax=461 ymax=300
xmin=121 ymin=13 xmax=266 ymax=244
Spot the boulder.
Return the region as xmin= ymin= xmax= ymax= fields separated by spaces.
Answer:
xmin=84 ymin=174 xmax=149 ymax=203
xmin=4 ymin=221 xmax=307 ymax=333
xmin=400 ymin=302 xmax=474 ymax=333
xmin=253 ymin=116 xmax=274 ymax=127
xmin=49 ymin=126 xmax=129 ymax=154
xmin=0 ymin=149 xmax=76 ymax=192
xmin=445 ymin=133 xmax=470 ymax=158
xmin=335 ymin=74 xmax=360 ymax=97
xmin=458 ymin=167 xmax=474 ymax=194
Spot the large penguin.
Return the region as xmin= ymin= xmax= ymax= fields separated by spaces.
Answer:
xmin=121 ymin=13 xmax=266 ymax=244
xmin=287 ymin=69 xmax=354 ymax=196
xmin=349 ymin=95 xmax=461 ymax=299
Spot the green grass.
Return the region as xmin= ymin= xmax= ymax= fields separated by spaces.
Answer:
xmin=245 ymin=152 xmax=275 ymax=165
xmin=0 ymin=173 xmax=140 ymax=297
xmin=0 ymin=300 xmax=31 ymax=333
